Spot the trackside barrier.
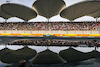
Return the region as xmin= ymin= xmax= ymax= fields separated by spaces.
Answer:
xmin=0 ymin=30 xmax=100 ymax=37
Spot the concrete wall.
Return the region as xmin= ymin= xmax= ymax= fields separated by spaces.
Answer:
xmin=0 ymin=30 xmax=100 ymax=34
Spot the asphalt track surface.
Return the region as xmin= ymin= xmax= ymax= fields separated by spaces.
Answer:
xmin=0 ymin=36 xmax=100 ymax=45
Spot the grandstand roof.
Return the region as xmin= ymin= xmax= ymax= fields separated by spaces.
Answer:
xmin=32 ymin=0 xmax=66 ymax=19
xmin=60 ymin=1 xmax=100 ymax=21
xmin=0 ymin=7 xmax=11 ymax=19
xmin=88 ymin=10 xmax=100 ymax=18
xmin=1 ymin=3 xmax=37 ymax=21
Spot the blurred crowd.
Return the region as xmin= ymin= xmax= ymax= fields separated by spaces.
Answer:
xmin=8 ymin=39 xmax=100 ymax=47
xmin=0 ymin=22 xmax=100 ymax=31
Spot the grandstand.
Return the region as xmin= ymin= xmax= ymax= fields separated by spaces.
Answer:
xmin=0 ymin=0 xmax=100 ymax=66
xmin=0 ymin=0 xmax=100 ymax=45
xmin=0 ymin=0 xmax=100 ymax=38
xmin=0 ymin=21 xmax=100 ymax=38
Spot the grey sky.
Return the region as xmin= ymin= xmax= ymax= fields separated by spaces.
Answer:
xmin=0 ymin=0 xmax=99 ymax=22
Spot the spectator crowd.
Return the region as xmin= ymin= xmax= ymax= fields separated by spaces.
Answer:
xmin=8 ymin=39 xmax=100 ymax=47
xmin=0 ymin=22 xmax=100 ymax=31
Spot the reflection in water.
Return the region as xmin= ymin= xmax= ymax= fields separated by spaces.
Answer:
xmin=1 ymin=47 xmax=37 ymax=64
xmin=0 ymin=46 xmax=100 ymax=67
xmin=59 ymin=47 xmax=91 ymax=62
xmin=31 ymin=49 xmax=65 ymax=64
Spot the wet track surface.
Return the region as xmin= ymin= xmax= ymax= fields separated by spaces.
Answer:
xmin=0 ymin=36 xmax=100 ymax=45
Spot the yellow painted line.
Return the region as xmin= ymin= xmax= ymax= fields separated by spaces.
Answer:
xmin=20 ymin=33 xmax=31 ymax=36
xmin=1 ymin=33 xmax=11 ymax=35
xmin=31 ymin=34 xmax=43 ymax=36
xmin=89 ymin=34 xmax=100 ymax=36
xmin=0 ymin=33 xmax=100 ymax=37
